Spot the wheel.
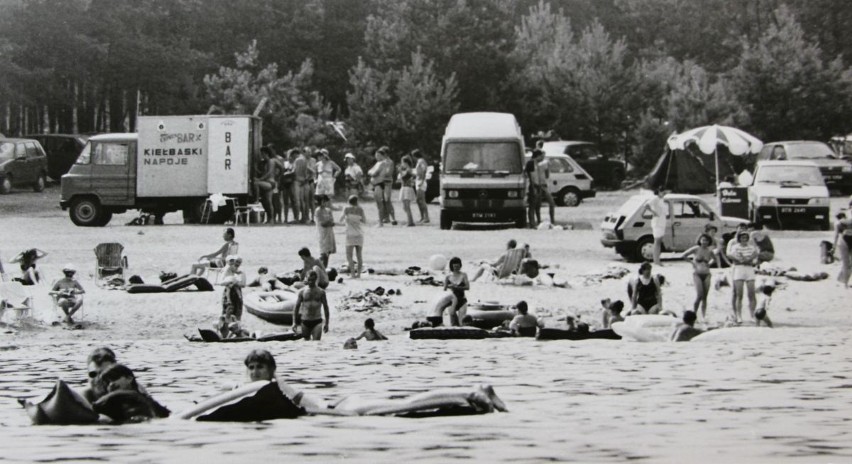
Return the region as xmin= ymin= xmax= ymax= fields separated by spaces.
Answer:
xmin=633 ymin=236 xmax=655 ymax=262
xmin=0 ymin=175 xmax=12 ymax=194
xmin=440 ymin=210 xmax=452 ymax=230
xmin=96 ymin=211 xmax=113 ymax=227
xmin=33 ymin=173 xmax=46 ymax=192
xmin=559 ymin=188 xmax=581 ymax=207
xmin=69 ymin=197 xmax=105 ymax=227
xmin=515 ymin=212 xmax=527 ymax=229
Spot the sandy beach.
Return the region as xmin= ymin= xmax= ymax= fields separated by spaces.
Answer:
xmin=1 ymin=185 xmax=851 ymax=463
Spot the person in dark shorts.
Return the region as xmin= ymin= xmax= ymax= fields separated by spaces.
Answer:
xmin=754 ymin=282 xmax=775 ymax=328
xmin=293 ymin=270 xmax=330 ymax=340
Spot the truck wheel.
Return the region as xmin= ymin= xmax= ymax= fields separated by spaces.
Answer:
xmin=515 ymin=212 xmax=527 ymax=229
xmin=1 ymin=175 xmax=12 ymax=194
xmin=559 ymin=188 xmax=581 ymax=207
xmin=33 ymin=173 xmax=46 ymax=192
xmin=440 ymin=210 xmax=452 ymax=230
xmin=70 ymin=197 xmax=105 ymax=227
xmin=96 ymin=212 xmax=113 ymax=227
xmin=633 ymin=236 xmax=655 ymax=262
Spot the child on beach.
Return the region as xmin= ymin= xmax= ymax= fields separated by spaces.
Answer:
xmin=293 ymin=270 xmax=331 ymax=340
xmin=340 ymin=195 xmax=366 ymax=278
xmin=755 ymin=283 xmax=775 ymax=328
xmin=354 ymin=318 xmax=388 ymax=341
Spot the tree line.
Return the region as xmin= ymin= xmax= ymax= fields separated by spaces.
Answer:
xmin=2 ymin=0 xmax=851 ymax=173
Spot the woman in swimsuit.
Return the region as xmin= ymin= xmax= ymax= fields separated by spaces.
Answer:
xmin=10 ymin=248 xmax=47 ymax=285
xmin=629 ymin=262 xmax=663 ymax=315
xmin=681 ymin=233 xmax=715 ymax=321
xmin=833 ymin=211 xmax=852 ymax=288
xmin=443 ymin=257 xmax=470 ymax=326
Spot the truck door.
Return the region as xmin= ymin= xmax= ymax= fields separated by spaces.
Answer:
xmin=90 ymin=141 xmax=133 ymax=205
xmin=12 ymin=142 xmax=31 ymax=186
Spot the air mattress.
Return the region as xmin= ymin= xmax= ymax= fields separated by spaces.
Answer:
xmin=186 ymin=328 xmax=301 ymax=343
xmin=691 ymin=326 xmax=779 ymax=342
xmin=611 ymin=315 xmax=677 ymax=342
xmin=21 ymin=380 xmax=99 ymax=425
xmin=409 ymin=327 xmax=489 ymax=340
xmin=536 ymin=328 xmax=621 ymax=341
xmin=244 ymin=290 xmax=297 ymax=325
xmin=174 ymin=380 xmax=306 ymax=422
xmin=126 ymin=275 xmax=213 ymax=293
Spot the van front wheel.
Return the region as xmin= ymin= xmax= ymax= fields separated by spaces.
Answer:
xmin=70 ymin=197 xmax=105 ymax=227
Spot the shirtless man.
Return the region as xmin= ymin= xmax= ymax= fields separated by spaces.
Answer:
xmin=297 ymin=247 xmax=329 ymax=289
xmin=50 ymin=264 xmax=85 ymax=324
xmin=293 ymin=270 xmax=330 ymax=341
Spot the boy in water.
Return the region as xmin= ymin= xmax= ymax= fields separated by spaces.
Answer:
xmin=293 ymin=270 xmax=331 ymax=340
xmin=354 ymin=318 xmax=388 ymax=341
xmin=671 ymin=310 xmax=703 ymax=342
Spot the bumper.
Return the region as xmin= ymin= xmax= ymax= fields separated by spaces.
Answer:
xmin=443 ymin=208 xmax=525 ymax=223
xmin=755 ymin=205 xmax=829 ymax=228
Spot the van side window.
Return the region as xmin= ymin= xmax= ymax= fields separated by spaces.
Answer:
xmin=93 ymin=143 xmax=129 ymax=166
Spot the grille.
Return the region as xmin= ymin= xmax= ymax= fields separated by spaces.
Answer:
xmin=777 ymin=198 xmax=809 ymax=206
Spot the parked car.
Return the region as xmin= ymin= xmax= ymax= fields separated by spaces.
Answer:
xmin=756 ymin=141 xmax=852 ymax=195
xmin=24 ymin=134 xmax=89 ymax=181
xmin=600 ymin=193 xmax=746 ymax=262
xmin=524 ymin=151 xmax=595 ymax=206
xmin=541 ymin=141 xmax=625 ymax=189
xmin=0 ymin=138 xmax=49 ymax=194
xmin=748 ymin=160 xmax=830 ymax=230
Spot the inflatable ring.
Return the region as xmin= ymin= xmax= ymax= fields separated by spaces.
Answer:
xmin=245 ymin=290 xmax=297 ymax=325
xmin=465 ymin=301 xmax=514 ymax=330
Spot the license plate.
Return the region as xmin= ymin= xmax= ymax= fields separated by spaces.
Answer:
xmin=780 ymin=207 xmax=806 ymax=213
xmin=472 ymin=212 xmax=497 ymax=219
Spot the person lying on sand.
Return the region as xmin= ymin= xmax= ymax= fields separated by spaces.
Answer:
xmin=240 ymin=349 xmax=507 ymax=417
xmin=671 ymin=310 xmax=703 ymax=342
xmin=354 ymin=318 xmax=387 ymax=341
xmin=508 ymin=301 xmax=543 ymax=336
xmin=247 ymin=267 xmax=287 ymax=291
xmin=293 ymin=270 xmax=330 ymax=340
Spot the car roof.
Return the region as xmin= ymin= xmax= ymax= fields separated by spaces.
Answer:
xmin=542 ymin=140 xmax=594 ymax=147
xmin=444 ymin=112 xmax=521 ymax=139
xmin=89 ymin=133 xmax=138 ymax=141
xmin=0 ymin=138 xmax=40 ymax=143
xmin=756 ymin=160 xmax=819 ymax=167
xmin=764 ymin=140 xmax=829 ymax=146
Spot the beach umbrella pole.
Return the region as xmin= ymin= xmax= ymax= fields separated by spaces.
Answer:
xmin=714 ymin=146 xmax=720 ymax=200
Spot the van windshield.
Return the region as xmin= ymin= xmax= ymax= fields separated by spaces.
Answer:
xmin=444 ymin=142 xmax=522 ymax=174
xmin=0 ymin=142 xmax=14 ymax=161
xmin=755 ymin=165 xmax=825 ymax=186
xmin=784 ymin=142 xmax=836 ymax=159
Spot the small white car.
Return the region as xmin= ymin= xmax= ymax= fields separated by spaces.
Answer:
xmin=525 ymin=152 xmax=595 ymax=206
xmin=600 ymin=193 xmax=747 ymax=262
xmin=748 ymin=160 xmax=830 ymax=230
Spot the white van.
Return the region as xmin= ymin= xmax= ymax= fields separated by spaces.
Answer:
xmin=748 ymin=160 xmax=830 ymax=230
xmin=439 ymin=112 xmax=526 ymax=229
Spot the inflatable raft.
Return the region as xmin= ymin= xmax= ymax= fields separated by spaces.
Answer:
xmin=126 ymin=274 xmax=214 ymax=294
xmin=536 ymin=328 xmax=621 ymax=341
xmin=175 ymin=381 xmax=306 ymax=422
xmin=611 ymin=315 xmax=678 ymax=342
xmin=186 ymin=328 xmax=301 ymax=343
xmin=409 ymin=327 xmax=489 ymax=340
xmin=244 ymin=290 xmax=297 ymax=325
xmin=21 ymin=380 xmax=99 ymax=425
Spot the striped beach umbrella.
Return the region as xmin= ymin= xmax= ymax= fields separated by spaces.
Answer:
xmin=667 ymin=124 xmax=763 ymax=189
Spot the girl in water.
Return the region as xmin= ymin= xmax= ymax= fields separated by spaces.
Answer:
xmin=681 ymin=233 xmax=716 ymax=321
xmin=354 ymin=318 xmax=388 ymax=341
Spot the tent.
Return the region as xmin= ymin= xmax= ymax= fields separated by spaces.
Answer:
xmin=645 ymin=146 xmax=741 ymax=194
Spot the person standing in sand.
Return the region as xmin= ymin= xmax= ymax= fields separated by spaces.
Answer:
xmin=642 ymin=188 xmax=668 ymax=266
xmin=314 ymin=149 xmax=341 ymax=198
xmin=293 ymin=270 xmax=330 ymax=341
xmin=397 ymin=155 xmax=417 ymax=227
xmin=315 ymin=194 xmax=336 ymax=268
xmin=832 ymin=210 xmax=852 ymax=288
xmin=343 ymin=153 xmax=364 ymax=199
xmin=220 ymin=255 xmax=246 ymax=320
xmin=681 ymin=233 xmax=715 ymax=321
xmin=413 ymin=149 xmax=431 ymax=224
xmin=728 ymin=231 xmax=758 ymax=324
xmin=340 ymin=195 xmax=366 ymax=278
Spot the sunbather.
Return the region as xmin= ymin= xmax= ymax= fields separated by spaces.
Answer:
xmin=191 ymin=228 xmax=238 ymax=276
xmin=471 ymin=239 xmax=524 ymax=282
xmin=10 ymin=248 xmax=47 ymax=285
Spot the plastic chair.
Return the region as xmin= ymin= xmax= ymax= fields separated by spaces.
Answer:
xmin=495 ymin=248 xmax=526 ymax=279
xmin=0 ymin=281 xmax=34 ymax=320
xmin=94 ymin=243 xmax=128 ymax=286
xmin=51 ymin=292 xmax=84 ymax=322
xmin=234 ymin=203 xmax=266 ymax=226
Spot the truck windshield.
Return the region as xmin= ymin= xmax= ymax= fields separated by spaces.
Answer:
xmin=755 ymin=165 xmax=825 ymax=186
xmin=444 ymin=142 xmax=522 ymax=173
xmin=0 ymin=142 xmax=14 ymax=160
xmin=784 ymin=142 xmax=836 ymax=159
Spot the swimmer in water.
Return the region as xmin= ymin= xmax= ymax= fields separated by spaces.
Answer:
xmin=671 ymin=310 xmax=703 ymax=342
xmin=354 ymin=318 xmax=388 ymax=341
xmin=293 ymin=270 xmax=330 ymax=340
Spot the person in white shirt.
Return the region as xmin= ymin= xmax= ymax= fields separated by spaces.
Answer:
xmin=642 ymin=188 xmax=668 ymax=265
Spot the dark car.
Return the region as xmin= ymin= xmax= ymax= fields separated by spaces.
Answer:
xmin=24 ymin=134 xmax=89 ymax=181
xmin=757 ymin=141 xmax=852 ymax=195
xmin=541 ymin=141 xmax=625 ymax=189
xmin=0 ymin=138 xmax=49 ymax=194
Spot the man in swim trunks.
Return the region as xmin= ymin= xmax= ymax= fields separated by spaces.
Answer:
xmin=293 ymin=270 xmax=330 ymax=340
xmin=671 ymin=310 xmax=703 ymax=342
xmin=298 ymin=247 xmax=329 ymax=289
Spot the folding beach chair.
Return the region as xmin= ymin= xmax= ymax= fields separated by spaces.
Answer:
xmin=0 ymin=281 xmax=34 ymax=320
xmin=495 ymin=248 xmax=526 ymax=280
xmin=94 ymin=243 xmax=128 ymax=286
xmin=51 ymin=290 xmax=84 ymax=322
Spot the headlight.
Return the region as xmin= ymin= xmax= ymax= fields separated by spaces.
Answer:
xmin=842 ymin=166 xmax=852 ymax=173
xmin=809 ymin=197 xmax=829 ymax=206
xmin=507 ymin=190 xmax=519 ymax=198
xmin=446 ymin=190 xmax=459 ymax=198
xmin=758 ymin=197 xmax=777 ymax=206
